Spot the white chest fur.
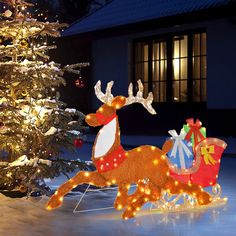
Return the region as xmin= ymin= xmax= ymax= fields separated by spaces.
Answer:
xmin=94 ymin=118 xmax=117 ymax=158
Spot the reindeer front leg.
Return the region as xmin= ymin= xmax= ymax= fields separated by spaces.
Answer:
xmin=114 ymin=184 xmax=130 ymax=210
xmin=46 ymin=171 xmax=108 ymax=210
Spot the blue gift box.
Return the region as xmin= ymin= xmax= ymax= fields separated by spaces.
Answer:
xmin=167 ymin=130 xmax=194 ymax=169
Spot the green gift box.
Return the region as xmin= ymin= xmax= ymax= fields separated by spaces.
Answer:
xmin=181 ymin=119 xmax=206 ymax=148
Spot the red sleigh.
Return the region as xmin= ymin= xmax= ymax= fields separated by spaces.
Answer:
xmin=169 ymin=138 xmax=227 ymax=188
xmin=151 ymin=119 xmax=228 ymax=212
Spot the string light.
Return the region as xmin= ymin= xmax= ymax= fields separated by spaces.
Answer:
xmin=47 ymin=82 xmax=227 ymax=220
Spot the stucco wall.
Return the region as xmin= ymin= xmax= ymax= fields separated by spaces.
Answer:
xmin=207 ymin=19 xmax=236 ymax=109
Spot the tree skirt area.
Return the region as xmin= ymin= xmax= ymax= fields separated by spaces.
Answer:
xmin=0 ymin=158 xmax=236 ymax=236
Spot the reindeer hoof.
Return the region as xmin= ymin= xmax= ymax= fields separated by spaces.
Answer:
xmin=46 ymin=194 xmax=63 ymax=210
xmin=198 ymin=192 xmax=212 ymax=205
xmin=122 ymin=209 xmax=136 ymax=220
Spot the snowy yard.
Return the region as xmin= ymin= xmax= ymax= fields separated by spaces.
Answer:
xmin=0 ymin=139 xmax=236 ymax=236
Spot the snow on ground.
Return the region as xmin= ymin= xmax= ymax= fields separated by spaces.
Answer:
xmin=0 ymin=137 xmax=236 ymax=236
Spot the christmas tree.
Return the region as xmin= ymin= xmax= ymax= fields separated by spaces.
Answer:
xmin=0 ymin=0 xmax=90 ymax=196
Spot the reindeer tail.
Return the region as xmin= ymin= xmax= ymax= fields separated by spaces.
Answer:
xmin=164 ymin=177 xmax=212 ymax=205
xmin=162 ymin=139 xmax=173 ymax=154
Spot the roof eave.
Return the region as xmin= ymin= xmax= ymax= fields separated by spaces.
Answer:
xmin=62 ymin=5 xmax=236 ymax=39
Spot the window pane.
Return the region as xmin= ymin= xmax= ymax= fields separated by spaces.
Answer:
xmin=180 ymin=80 xmax=187 ymax=102
xmin=180 ymin=58 xmax=187 ymax=79
xmin=144 ymin=44 xmax=149 ymax=61
xmin=193 ymin=80 xmax=200 ymax=102
xmin=152 ymin=61 xmax=159 ymax=81
xmin=143 ymin=82 xmax=149 ymax=98
xmin=193 ymin=34 xmax=200 ymax=56
xmin=135 ymin=62 xmax=148 ymax=82
xmin=160 ymin=60 xmax=166 ymax=81
xmin=135 ymin=42 xmax=148 ymax=62
xmin=153 ymin=42 xmax=159 ymax=60
xmin=173 ymin=40 xmax=179 ymax=59
xmin=201 ymin=33 xmax=207 ymax=55
xmin=152 ymin=82 xmax=159 ymax=102
xmin=173 ymin=80 xmax=180 ymax=102
xmin=180 ymin=35 xmax=188 ymax=58
xmin=160 ymin=42 xmax=166 ymax=59
xmin=173 ymin=58 xmax=180 ymax=80
xmin=201 ymin=56 xmax=207 ymax=78
xmin=193 ymin=57 xmax=200 ymax=79
xmin=144 ymin=62 xmax=148 ymax=82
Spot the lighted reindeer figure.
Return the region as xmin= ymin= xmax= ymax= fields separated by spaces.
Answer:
xmin=47 ymin=80 xmax=211 ymax=219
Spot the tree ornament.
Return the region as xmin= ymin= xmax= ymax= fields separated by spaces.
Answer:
xmin=75 ymin=78 xmax=85 ymax=88
xmin=19 ymin=185 xmax=28 ymax=193
xmin=74 ymin=138 xmax=84 ymax=148
xmin=0 ymin=123 xmax=7 ymax=134
xmin=20 ymin=39 xmax=28 ymax=47
xmin=3 ymin=9 xmax=12 ymax=18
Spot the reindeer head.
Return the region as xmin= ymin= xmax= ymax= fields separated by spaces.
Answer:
xmin=85 ymin=80 xmax=156 ymax=127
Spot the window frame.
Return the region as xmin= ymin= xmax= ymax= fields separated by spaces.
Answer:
xmin=132 ymin=28 xmax=207 ymax=104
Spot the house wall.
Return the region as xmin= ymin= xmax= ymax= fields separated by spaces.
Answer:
xmin=91 ymin=18 xmax=236 ymax=110
xmin=207 ymin=19 xmax=236 ymax=109
xmin=92 ymin=37 xmax=130 ymax=109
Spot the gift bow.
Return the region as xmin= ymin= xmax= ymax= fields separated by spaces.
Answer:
xmin=185 ymin=118 xmax=205 ymax=146
xmin=168 ymin=129 xmax=192 ymax=169
xmin=201 ymin=145 xmax=216 ymax=165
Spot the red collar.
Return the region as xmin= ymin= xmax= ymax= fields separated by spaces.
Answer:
xmin=94 ymin=145 xmax=126 ymax=173
xmin=95 ymin=112 xmax=117 ymax=126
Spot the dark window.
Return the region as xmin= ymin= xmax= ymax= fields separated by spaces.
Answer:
xmin=133 ymin=31 xmax=207 ymax=103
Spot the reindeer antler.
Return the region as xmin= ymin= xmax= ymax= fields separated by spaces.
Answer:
xmin=94 ymin=80 xmax=114 ymax=104
xmin=125 ymin=80 xmax=157 ymax=115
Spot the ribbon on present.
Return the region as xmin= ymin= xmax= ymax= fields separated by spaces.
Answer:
xmin=168 ymin=129 xmax=193 ymax=169
xmin=185 ymin=118 xmax=205 ymax=148
xmin=201 ymin=145 xmax=216 ymax=165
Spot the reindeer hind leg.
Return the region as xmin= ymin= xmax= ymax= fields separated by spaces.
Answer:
xmin=122 ymin=181 xmax=161 ymax=219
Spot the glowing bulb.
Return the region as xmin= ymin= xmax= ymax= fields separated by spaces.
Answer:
xmin=153 ymin=159 xmax=159 ymax=165
xmin=84 ymin=172 xmax=90 ymax=177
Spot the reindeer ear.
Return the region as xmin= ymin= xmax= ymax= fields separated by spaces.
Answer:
xmin=111 ymin=96 xmax=126 ymax=110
